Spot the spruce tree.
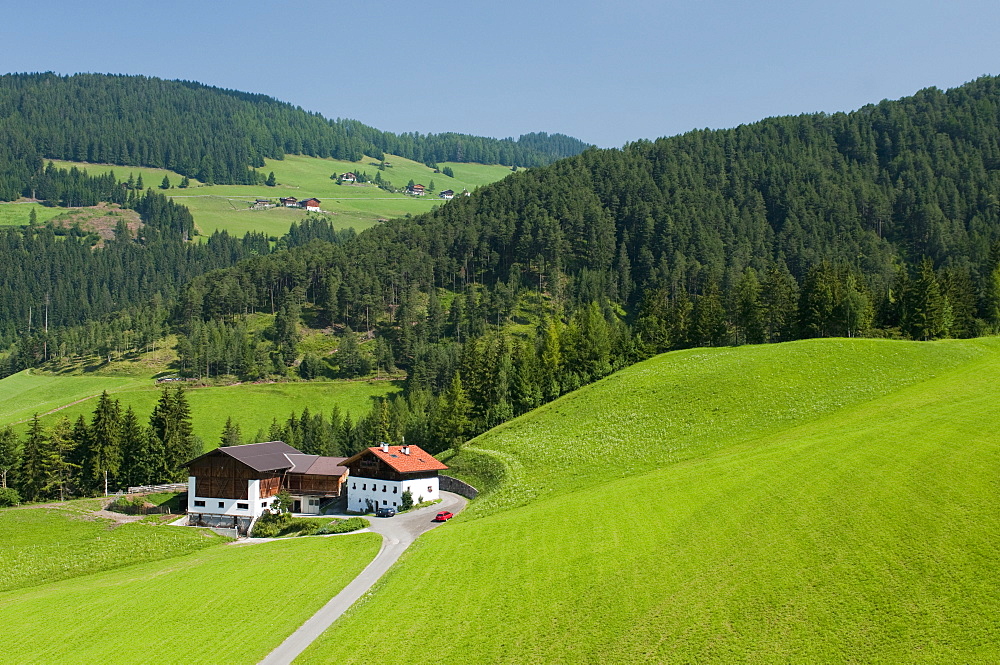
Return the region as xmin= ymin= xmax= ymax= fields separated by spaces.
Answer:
xmin=19 ymin=415 xmax=46 ymax=502
xmin=87 ymin=391 xmax=123 ymax=493
xmin=0 ymin=425 xmax=20 ymax=489
xmin=220 ymin=417 xmax=242 ymax=447
xmin=160 ymin=175 xmax=170 ymax=189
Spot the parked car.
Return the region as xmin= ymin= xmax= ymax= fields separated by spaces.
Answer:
xmin=376 ymin=506 xmax=396 ymax=518
xmin=433 ymin=511 xmax=454 ymax=522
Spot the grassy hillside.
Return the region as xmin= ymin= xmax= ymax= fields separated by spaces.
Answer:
xmin=0 ymin=500 xmax=224 ymax=592
xmin=0 ymin=531 xmax=380 ymax=664
xmin=0 ymin=369 xmax=398 ymax=448
xmin=48 ymin=154 xmax=513 ymax=238
xmin=298 ymin=338 xmax=1000 ymax=663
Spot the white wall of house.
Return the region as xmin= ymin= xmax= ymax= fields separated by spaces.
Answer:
xmin=346 ymin=475 xmax=439 ymax=512
xmin=290 ymin=494 xmax=322 ymax=515
xmin=187 ymin=476 xmax=276 ymax=518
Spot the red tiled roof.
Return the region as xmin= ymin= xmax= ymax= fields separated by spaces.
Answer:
xmin=343 ymin=445 xmax=448 ymax=473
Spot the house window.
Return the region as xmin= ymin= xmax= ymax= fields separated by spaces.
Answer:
xmin=261 ymin=502 xmax=267 ymax=508
xmin=383 ymin=500 xmax=387 ymax=505
xmin=382 ymin=485 xmax=387 ymax=492
xmin=392 ymin=501 xmax=397 ymax=507
xmin=363 ymin=483 xmax=366 ymax=490
xmin=237 ymin=503 xmax=248 ymax=510
xmin=427 ymin=486 xmax=433 ymax=494
xmin=352 ymin=483 xmax=356 ymax=489
xmin=218 ymin=502 xmax=225 ymax=508
xmin=393 ymin=487 xmax=397 ymax=494
xmin=194 ymin=500 xmax=205 ymax=507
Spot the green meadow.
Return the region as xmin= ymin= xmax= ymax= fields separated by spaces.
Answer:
xmin=298 ymin=337 xmax=1000 ymax=663
xmin=0 ymin=202 xmax=66 ymax=226
xmin=48 ymin=154 xmax=514 ymax=238
xmin=0 ymin=530 xmax=380 ymax=664
xmin=0 ymin=369 xmax=398 ymax=447
xmin=0 ymin=501 xmax=224 ymax=592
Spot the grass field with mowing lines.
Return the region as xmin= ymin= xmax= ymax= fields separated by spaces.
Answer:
xmin=0 ymin=370 xmax=149 ymax=425
xmin=0 ymin=533 xmax=380 ymax=664
xmin=1 ymin=373 xmax=399 ymax=449
xmin=0 ymin=501 xmax=225 ymax=592
xmin=297 ymin=337 xmax=1000 ymax=663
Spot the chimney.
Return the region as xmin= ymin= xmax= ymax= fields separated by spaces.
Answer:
xmin=380 ymin=442 xmax=389 ymax=453
xmin=402 ymin=445 xmax=410 ymax=455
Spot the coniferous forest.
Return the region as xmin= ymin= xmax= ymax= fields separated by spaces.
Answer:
xmin=4 ymin=75 xmax=1000 ymax=498
xmin=0 ymin=72 xmax=590 ymax=195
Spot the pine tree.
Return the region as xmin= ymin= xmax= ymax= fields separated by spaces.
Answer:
xmin=266 ymin=171 xmax=276 ymax=187
xmin=220 ymin=416 xmax=242 ymax=448
xmin=118 ymin=405 xmax=145 ymax=488
xmin=434 ymin=372 xmax=471 ymax=451
xmin=160 ymin=175 xmax=170 ymax=189
xmin=178 ymin=175 xmax=190 ymax=188
xmin=19 ymin=415 xmax=46 ymax=502
xmin=83 ymin=391 xmax=123 ymax=493
xmin=135 ymin=174 xmax=144 ymax=190
xmin=0 ymin=425 xmax=20 ymax=489
xmin=44 ymin=417 xmax=78 ymax=501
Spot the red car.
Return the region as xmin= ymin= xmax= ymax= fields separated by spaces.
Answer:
xmin=433 ymin=511 xmax=454 ymax=522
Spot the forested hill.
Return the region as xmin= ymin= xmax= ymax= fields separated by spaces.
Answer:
xmin=0 ymin=72 xmax=590 ymax=194
xmin=381 ymin=75 xmax=1000 ymax=314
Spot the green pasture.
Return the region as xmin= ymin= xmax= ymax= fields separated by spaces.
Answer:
xmin=0 ymin=202 xmax=66 ymax=227
xmin=0 ymin=501 xmax=224 ymax=593
xmin=0 ymin=369 xmax=398 ymax=448
xmin=0 ymin=370 xmax=148 ymax=425
xmin=298 ymin=337 xmax=1000 ymax=663
xmin=0 ymin=533 xmax=380 ymax=664
xmin=47 ymin=159 xmax=204 ymax=189
xmin=49 ymin=154 xmax=512 ymax=238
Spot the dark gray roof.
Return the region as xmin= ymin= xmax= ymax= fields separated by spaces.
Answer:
xmin=189 ymin=441 xmax=302 ymax=473
xmin=286 ymin=454 xmax=348 ymax=476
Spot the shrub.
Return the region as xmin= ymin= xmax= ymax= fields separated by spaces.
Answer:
xmin=400 ymin=489 xmax=413 ymax=511
xmin=289 ymin=519 xmax=322 ymax=536
xmin=319 ymin=517 xmax=370 ymax=534
xmin=0 ymin=487 xmax=20 ymax=507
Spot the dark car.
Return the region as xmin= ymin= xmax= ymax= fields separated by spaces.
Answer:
xmin=433 ymin=511 xmax=454 ymax=522
xmin=376 ymin=506 xmax=396 ymax=518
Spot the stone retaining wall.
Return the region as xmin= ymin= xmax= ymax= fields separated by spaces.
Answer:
xmin=440 ymin=474 xmax=479 ymax=499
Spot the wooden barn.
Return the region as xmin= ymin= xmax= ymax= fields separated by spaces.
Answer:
xmin=185 ymin=441 xmax=348 ymax=533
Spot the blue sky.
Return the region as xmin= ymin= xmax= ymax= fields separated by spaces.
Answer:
xmin=3 ymin=0 xmax=998 ymax=148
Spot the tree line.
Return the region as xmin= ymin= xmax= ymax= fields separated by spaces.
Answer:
xmin=0 ymin=386 xmax=199 ymax=505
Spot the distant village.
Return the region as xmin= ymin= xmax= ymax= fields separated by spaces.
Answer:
xmin=249 ymin=172 xmax=469 ymax=211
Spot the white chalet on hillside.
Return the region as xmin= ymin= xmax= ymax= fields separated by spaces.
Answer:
xmin=342 ymin=443 xmax=448 ymax=513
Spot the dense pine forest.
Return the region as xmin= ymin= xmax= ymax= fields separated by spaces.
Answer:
xmin=4 ymin=75 xmax=1000 ymax=501
xmin=0 ymin=72 xmax=590 ymax=195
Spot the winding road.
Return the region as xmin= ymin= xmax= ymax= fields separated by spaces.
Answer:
xmin=259 ymin=492 xmax=468 ymax=665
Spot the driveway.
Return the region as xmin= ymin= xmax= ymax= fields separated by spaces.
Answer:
xmin=259 ymin=491 xmax=467 ymax=665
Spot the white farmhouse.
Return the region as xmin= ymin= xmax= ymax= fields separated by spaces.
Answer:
xmin=342 ymin=443 xmax=448 ymax=513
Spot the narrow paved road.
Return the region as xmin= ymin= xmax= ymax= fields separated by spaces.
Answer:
xmin=259 ymin=492 xmax=467 ymax=665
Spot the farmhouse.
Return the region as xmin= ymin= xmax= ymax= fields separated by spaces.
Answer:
xmin=185 ymin=441 xmax=348 ymax=533
xmin=279 ymin=196 xmax=298 ymax=207
xmin=250 ymin=198 xmax=274 ymax=210
xmin=343 ymin=443 xmax=448 ymax=513
xmin=439 ymin=189 xmax=454 ymax=199
xmin=407 ymin=184 xmax=426 ymax=196
xmin=340 ymin=172 xmax=357 ymax=183
xmin=299 ymin=197 xmax=322 ymax=211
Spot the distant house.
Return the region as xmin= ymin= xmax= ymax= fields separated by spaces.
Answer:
xmin=299 ymin=197 xmax=322 ymax=211
xmin=279 ymin=197 xmax=298 ymax=207
xmin=340 ymin=172 xmax=357 ymax=183
xmin=439 ymin=189 xmax=454 ymax=200
xmin=185 ymin=441 xmax=349 ymax=534
xmin=462 ymin=189 xmax=471 ymax=197
xmin=407 ymin=184 xmax=426 ymax=196
xmin=250 ymin=198 xmax=274 ymax=210
xmin=342 ymin=443 xmax=448 ymax=513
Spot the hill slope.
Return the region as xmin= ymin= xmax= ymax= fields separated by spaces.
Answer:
xmin=0 ymin=72 xmax=590 ymax=197
xmin=297 ymin=338 xmax=1000 ymax=663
